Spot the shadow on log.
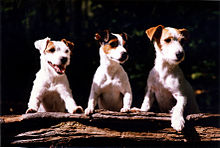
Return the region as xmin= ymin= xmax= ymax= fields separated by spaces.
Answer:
xmin=1 ymin=110 xmax=220 ymax=146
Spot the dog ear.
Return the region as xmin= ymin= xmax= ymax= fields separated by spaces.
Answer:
xmin=34 ymin=37 xmax=51 ymax=52
xmin=179 ymin=28 xmax=190 ymax=40
xmin=121 ymin=32 xmax=128 ymax=41
xmin=94 ymin=29 xmax=110 ymax=44
xmin=146 ymin=25 xmax=164 ymax=41
xmin=61 ymin=39 xmax=74 ymax=51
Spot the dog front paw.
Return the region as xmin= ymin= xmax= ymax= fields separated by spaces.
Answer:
xmin=140 ymin=105 xmax=150 ymax=112
xmin=85 ymin=107 xmax=94 ymax=115
xmin=120 ymin=107 xmax=130 ymax=113
xmin=171 ymin=115 xmax=185 ymax=131
xmin=26 ymin=108 xmax=37 ymax=114
xmin=72 ymin=106 xmax=84 ymax=113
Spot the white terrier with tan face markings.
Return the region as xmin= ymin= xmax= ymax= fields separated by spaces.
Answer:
xmin=139 ymin=25 xmax=199 ymax=131
xmin=85 ymin=30 xmax=132 ymax=115
xmin=26 ymin=37 xmax=83 ymax=113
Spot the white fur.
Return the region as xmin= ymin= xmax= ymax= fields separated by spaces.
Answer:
xmin=85 ymin=33 xmax=132 ymax=115
xmin=26 ymin=37 xmax=82 ymax=113
xmin=140 ymin=27 xmax=199 ymax=131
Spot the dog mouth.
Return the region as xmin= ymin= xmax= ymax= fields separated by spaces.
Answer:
xmin=48 ymin=61 xmax=66 ymax=75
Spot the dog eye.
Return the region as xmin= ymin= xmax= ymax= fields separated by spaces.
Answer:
xmin=65 ymin=50 xmax=69 ymax=53
xmin=164 ymin=38 xmax=171 ymax=43
xmin=49 ymin=48 xmax=55 ymax=53
xmin=110 ymin=41 xmax=118 ymax=47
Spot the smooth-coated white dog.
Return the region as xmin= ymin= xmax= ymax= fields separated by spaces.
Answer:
xmin=26 ymin=37 xmax=83 ymax=113
xmin=139 ymin=25 xmax=199 ymax=131
xmin=85 ymin=30 xmax=132 ymax=115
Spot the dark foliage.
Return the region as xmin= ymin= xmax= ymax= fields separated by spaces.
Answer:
xmin=1 ymin=0 xmax=219 ymax=114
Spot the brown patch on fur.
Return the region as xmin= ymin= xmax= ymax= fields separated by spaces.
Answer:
xmin=161 ymin=28 xmax=172 ymax=39
xmin=162 ymin=28 xmax=189 ymax=45
xmin=44 ymin=41 xmax=55 ymax=53
xmin=161 ymin=28 xmax=174 ymax=45
xmin=61 ymin=39 xmax=74 ymax=51
xmin=103 ymin=44 xmax=112 ymax=54
xmin=102 ymin=38 xmax=118 ymax=54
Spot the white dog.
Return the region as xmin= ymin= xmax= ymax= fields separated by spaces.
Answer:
xmin=26 ymin=37 xmax=83 ymax=113
xmin=139 ymin=25 xmax=199 ymax=131
xmin=85 ymin=30 xmax=132 ymax=115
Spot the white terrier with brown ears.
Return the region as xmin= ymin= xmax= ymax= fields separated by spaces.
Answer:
xmin=139 ymin=25 xmax=199 ymax=131
xmin=85 ymin=30 xmax=132 ymax=115
xmin=26 ymin=37 xmax=83 ymax=113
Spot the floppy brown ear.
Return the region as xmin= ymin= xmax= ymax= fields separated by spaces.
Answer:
xmin=146 ymin=25 xmax=164 ymax=41
xmin=179 ymin=28 xmax=190 ymax=40
xmin=94 ymin=29 xmax=110 ymax=44
xmin=61 ymin=39 xmax=74 ymax=51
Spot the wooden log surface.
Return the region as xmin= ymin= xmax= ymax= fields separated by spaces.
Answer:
xmin=1 ymin=110 xmax=220 ymax=146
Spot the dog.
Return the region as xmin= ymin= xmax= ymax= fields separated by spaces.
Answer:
xmin=139 ymin=25 xmax=199 ymax=131
xmin=26 ymin=37 xmax=83 ymax=113
xmin=85 ymin=30 xmax=132 ymax=115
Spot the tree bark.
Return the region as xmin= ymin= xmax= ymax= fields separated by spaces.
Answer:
xmin=1 ymin=110 xmax=220 ymax=146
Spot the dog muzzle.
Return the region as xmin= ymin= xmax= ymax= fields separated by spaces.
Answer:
xmin=48 ymin=61 xmax=66 ymax=75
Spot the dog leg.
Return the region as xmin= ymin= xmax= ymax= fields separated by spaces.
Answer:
xmin=26 ymin=83 xmax=47 ymax=113
xmin=57 ymin=85 xmax=83 ymax=113
xmin=141 ymin=88 xmax=155 ymax=111
xmin=120 ymin=92 xmax=132 ymax=112
xmin=85 ymin=94 xmax=97 ymax=115
xmin=85 ymin=83 xmax=99 ymax=115
xmin=171 ymin=94 xmax=186 ymax=131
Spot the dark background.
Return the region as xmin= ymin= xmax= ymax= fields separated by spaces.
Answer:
xmin=1 ymin=0 xmax=219 ymax=115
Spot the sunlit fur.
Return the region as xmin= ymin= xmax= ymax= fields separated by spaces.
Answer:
xmin=85 ymin=32 xmax=132 ymax=115
xmin=140 ymin=25 xmax=199 ymax=131
xmin=26 ymin=37 xmax=83 ymax=113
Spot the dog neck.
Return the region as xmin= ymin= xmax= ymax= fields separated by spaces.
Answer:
xmin=99 ymin=47 xmax=120 ymax=77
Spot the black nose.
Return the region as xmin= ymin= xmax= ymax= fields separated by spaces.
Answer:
xmin=61 ymin=57 xmax=68 ymax=64
xmin=119 ymin=52 xmax=128 ymax=62
xmin=176 ymin=51 xmax=184 ymax=61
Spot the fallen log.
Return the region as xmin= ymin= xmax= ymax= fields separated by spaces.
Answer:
xmin=0 ymin=110 xmax=220 ymax=146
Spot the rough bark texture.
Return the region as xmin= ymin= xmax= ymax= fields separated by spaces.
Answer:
xmin=1 ymin=110 xmax=220 ymax=146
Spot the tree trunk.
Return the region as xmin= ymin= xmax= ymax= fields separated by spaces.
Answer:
xmin=1 ymin=110 xmax=220 ymax=146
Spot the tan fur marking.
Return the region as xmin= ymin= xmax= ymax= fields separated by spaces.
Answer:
xmin=162 ymin=28 xmax=188 ymax=43
xmin=61 ymin=39 xmax=74 ymax=51
xmin=44 ymin=41 xmax=55 ymax=53
xmin=102 ymin=39 xmax=118 ymax=54
xmin=161 ymin=28 xmax=172 ymax=40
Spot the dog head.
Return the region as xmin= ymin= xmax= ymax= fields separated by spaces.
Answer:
xmin=34 ymin=37 xmax=74 ymax=75
xmin=146 ymin=25 xmax=189 ymax=65
xmin=95 ymin=30 xmax=129 ymax=64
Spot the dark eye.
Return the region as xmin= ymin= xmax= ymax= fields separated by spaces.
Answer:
xmin=110 ymin=41 xmax=118 ymax=47
xmin=65 ymin=49 xmax=69 ymax=53
xmin=49 ymin=48 xmax=55 ymax=53
xmin=164 ymin=38 xmax=171 ymax=43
